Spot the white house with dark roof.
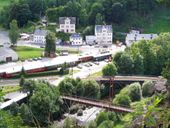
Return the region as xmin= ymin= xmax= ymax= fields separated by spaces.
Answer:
xmin=85 ymin=35 xmax=97 ymax=45
xmin=70 ymin=33 xmax=84 ymax=46
xmin=0 ymin=44 xmax=18 ymax=62
xmin=33 ymin=29 xmax=48 ymax=44
xmin=59 ymin=17 xmax=76 ymax=33
xmin=95 ymin=25 xmax=113 ymax=47
xmin=126 ymin=33 xmax=158 ymax=46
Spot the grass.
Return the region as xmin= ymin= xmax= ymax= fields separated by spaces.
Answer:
xmin=88 ymin=70 xmax=103 ymax=78
xmin=13 ymin=46 xmax=43 ymax=60
xmin=1 ymin=85 xmax=21 ymax=94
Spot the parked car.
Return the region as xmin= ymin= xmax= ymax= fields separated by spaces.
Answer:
xmin=93 ymin=62 xmax=99 ymax=65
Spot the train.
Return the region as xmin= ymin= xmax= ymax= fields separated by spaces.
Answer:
xmin=0 ymin=52 xmax=112 ymax=78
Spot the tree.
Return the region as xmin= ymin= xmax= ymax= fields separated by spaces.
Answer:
xmin=113 ymin=94 xmax=131 ymax=107
xmin=83 ymin=79 xmax=100 ymax=99
xmin=142 ymin=80 xmax=155 ymax=97
xmin=162 ymin=59 xmax=170 ymax=102
xmin=98 ymin=120 xmax=114 ymax=128
xmin=117 ymin=53 xmax=134 ymax=75
xmin=133 ymin=54 xmax=144 ymax=75
xmin=29 ymin=81 xmax=61 ymax=126
xmin=95 ymin=13 xmax=104 ymax=25
xmin=96 ymin=111 xmax=109 ymax=126
xmin=128 ymin=82 xmax=142 ymax=102
xmin=45 ymin=32 xmax=56 ymax=57
xmin=63 ymin=117 xmax=77 ymax=128
xmin=102 ymin=63 xmax=117 ymax=77
xmin=19 ymin=75 xmax=25 ymax=87
xmin=10 ymin=102 xmax=19 ymax=116
xmin=9 ymin=20 xmax=19 ymax=46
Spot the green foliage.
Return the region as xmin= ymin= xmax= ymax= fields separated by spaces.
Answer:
xmin=142 ymin=80 xmax=155 ymax=97
xmin=102 ymin=63 xmax=117 ymax=77
xmin=113 ymin=93 xmax=131 ymax=107
xmin=128 ymin=82 xmax=142 ymax=102
xmin=29 ymin=81 xmax=61 ymax=126
xmin=45 ymin=32 xmax=56 ymax=57
xmin=9 ymin=20 xmax=19 ymax=46
xmin=63 ymin=117 xmax=77 ymax=128
xmin=10 ymin=102 xmax=19 ymax=116
xmin=96 ymin=112 xmax=109 ymax=126
xmin=83 ymin=79 xmax=100 ymax=99
xmin=20 ymin=75 xmax=25 ymax=87
xmin=56 ymin=32 xmax=70 ymax=41
xmin=98 ymin=120 xmax=114 ymax=128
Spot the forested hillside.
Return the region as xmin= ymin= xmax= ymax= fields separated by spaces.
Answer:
xmin=0 ymin=0 xmax=170 ymax=39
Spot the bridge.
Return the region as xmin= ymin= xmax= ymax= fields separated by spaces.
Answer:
xmin=61 ymin=95 xmax=134 ymax=113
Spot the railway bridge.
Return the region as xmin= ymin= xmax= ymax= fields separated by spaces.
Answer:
xmin=61 ymin=95 xmax=134 ymax=113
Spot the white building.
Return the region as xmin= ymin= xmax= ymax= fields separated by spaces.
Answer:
xmin=59 ymin=17 xmax=76 ymax=33
xmin=33 ymin=29 xmax=48 ymax=44
xmin=95 ymin=25 xmax=113 ymax=47
xmin=70 ymin=33 xmax=83 ymax=46
xmin=85 ymin=35 xmax=97 ymax=45
xmin=126 ymin=33 xmax=158 ymax=46
xmin=0 ymin=44 xmax=18 ymax=62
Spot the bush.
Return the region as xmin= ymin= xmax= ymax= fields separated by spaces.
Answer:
xmin=128 ymin=83 xmax=142 ymax=102
xmin=142 ymin=80 xmax=155 ymax=97
xmin=113 ymin=94 xmax=131 ymax=107
xmin=96 ymin=112 xmax=109 ymax=126
xmin=102 ymin=63 xmax=117 ymax=76
xmin=77 ymin=109 xmax=83 ymax=116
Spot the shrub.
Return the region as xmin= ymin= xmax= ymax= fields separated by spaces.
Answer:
xmin=102 ymin=63 xmax=117 ymax=76
xmin=142 ymin=80 xmax=155 ymax=97
xmin=113 ymin=94 xmax=131 ymax=107
xmin=128 ymin=82 xmax=142 ymax=102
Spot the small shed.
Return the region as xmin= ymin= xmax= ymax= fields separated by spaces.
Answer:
xmin=0 ymin=46 xmax=18 ymax=62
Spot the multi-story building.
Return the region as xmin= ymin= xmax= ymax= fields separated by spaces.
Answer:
xmin=33 ymin=29 xmax=48 ymax=44
xmin=70 ymin=33 xmax=84 ymax=46
xmin=95 ymin=25 xmax=113 ymax=47
xmin=85 ymin=35 xmax=97 ymax=45
xmin=59 ymin=17 xmax=76 ymax=33
xmin=126 ymin=33 xmax=158 ymax=46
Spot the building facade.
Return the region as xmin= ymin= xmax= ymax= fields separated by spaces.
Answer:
xmin=85 ymin=35 xmax=97 ymax=45
xmin=33 ymin=29 xmax=48 ymax=44
xmin=70 ymin=33 xmax=84 ymax=46
xmin=0 ymin=46 xmax=18 ymax=62
xmin=95 ymin=25 xmax=113 ymax=47
xmin=59 ymin=17 xmax=76 ymax=33
xmin=126 ymin=33 xmax=158 ymax=46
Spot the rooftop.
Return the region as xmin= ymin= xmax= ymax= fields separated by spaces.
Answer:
xmin=59 ymin=17 xmax=76 ymax=24
xmin=95 ymin=25 xmax=112 ymax=33
xmin=0 ymin=47 xmax=17 ymax=57
xmin=34 ymin=29 xmax=48 ymax=36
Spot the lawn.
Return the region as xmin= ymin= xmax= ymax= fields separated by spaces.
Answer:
xmin=13 ymin=46 xmax=43 ymax=60
xmin=0 ymin=0 xmax=11 ymax=10
xmin=1 ymin=85 xmax=21 ymax=94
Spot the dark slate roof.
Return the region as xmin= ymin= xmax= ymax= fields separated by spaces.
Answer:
xmin=34 ymin=29 xmax=48 ymax=36
xmin=95 ymin=25 xmax=112 ymax=33
xmin=59 ymin=17 xmax=76 ymax=24
xmin=70 ymin=33 xmax=82 ymax=39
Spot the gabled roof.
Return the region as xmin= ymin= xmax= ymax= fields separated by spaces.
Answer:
xmin=59 ymin=17 xmax=76 ymax=24
xmin=70 ymin=33 xmax=82 ymax=39
xmin=34 ymin=29 xmax=48 ymax=36
xmin=95 ymin=25 xmax=112 ymax=33
xmin=0 ymin=47 xmax=17 ymax=57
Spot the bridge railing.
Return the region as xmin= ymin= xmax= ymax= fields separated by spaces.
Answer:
xmin=61 ymin=94 xmax=132 ymax=109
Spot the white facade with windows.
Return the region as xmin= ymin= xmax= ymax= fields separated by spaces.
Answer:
xmin=59 ymin=17 xmax=76 ymax=34
xmin=70 ymin=34 xmax=84 ymax=46
xmin=33 ymin=29 xmax=48 ymax=44
xmin=126 ymin=33 xmax=158 ymax=46
xmin=95 ymin=25 xmax=113 ymax=47
xmin=85 ymin=35 xmax=97 ymax=45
